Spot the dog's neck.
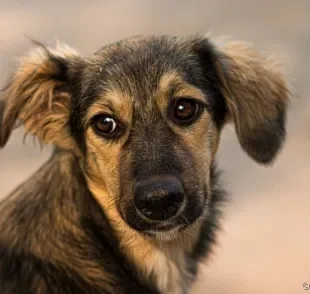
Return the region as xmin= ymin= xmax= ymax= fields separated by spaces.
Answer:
xmin=0 ymin=150 xmax=222 ymax=293
xmin=88 ymin=180 xmax=202 ymax=294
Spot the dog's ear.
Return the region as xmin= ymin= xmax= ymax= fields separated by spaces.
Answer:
xmin=208 ymin=40 xmax=290 ymax=164
xmin=0 ymin=42 xmax=83 ymax=151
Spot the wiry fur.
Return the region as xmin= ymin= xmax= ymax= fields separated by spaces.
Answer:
xmin=0 ymin=42 xmax=81 ymax=151
xmin=215 ymin=42 xmax=289 ymax=163
xmin=0 ymin=151 xmax=160 ymax=293
xmin=0 ymin=35 xmax=290 ymax=294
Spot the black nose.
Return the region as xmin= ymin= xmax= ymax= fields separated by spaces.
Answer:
xmin=134 ymin=177 xmax=185 ymax=221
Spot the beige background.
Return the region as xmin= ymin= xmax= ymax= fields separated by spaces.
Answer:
xmin=0 ymin=1 xmax=309 ymax=293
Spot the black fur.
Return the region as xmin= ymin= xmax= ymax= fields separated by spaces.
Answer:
xmin=0 ymin=150 xmax=224 ymax=293
xmin=69 ymin=36 xmax=228 ymax=152
xmin=0 ymin=35 xmax=289 ymax=293
xmin=240 ymin=106 xmax=286 ymax=164
xmin=0 ymin=152 xmax=161 ymax=294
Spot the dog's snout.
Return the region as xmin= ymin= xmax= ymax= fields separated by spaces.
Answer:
xmin=134 ymin=177 xmax=185 ymax=221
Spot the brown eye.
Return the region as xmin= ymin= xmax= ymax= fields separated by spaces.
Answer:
xmin=92 ymin=114 xmax=122 ymax=138
xmin=171 ymin=98 xmax=202 ymax=124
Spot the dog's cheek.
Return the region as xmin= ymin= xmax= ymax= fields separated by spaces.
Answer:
xmin=98 ymin=151 xmax=122 ymax=200
xmin=118 ymin=149 xmax=135 ymax=211
xmin=84 ymin=131 xmax=120 ymax=197
xmin=179 ymin=126 xmax=214 ymax=182
xmin=175 ymin=122 xmax=217 ymax=216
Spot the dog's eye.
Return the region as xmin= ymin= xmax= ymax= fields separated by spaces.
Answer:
xmin=171 ymin=98 xmax=202 ymax=125
xmin=91 ymin=114 xmax=122 ymax=138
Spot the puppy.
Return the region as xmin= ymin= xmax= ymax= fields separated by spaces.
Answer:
xmin=0 ymin=35 xmax=290 ymax=294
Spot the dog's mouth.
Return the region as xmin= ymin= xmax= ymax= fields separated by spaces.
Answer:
xmin=145 ymin=224 xmax=185 ymax=241
xmin=120 ymin=192 xmax=206 ymax=239
xmin=123 ymin=215 xmax=190 ymax=240
xmin=118 ymin=176 xmax=207 ymax=240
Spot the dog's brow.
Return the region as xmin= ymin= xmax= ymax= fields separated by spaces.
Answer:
xmin=85 ymin=89 xmax=133 ymax=125
xmin=158 ymin=72 xmax=207 ymax=104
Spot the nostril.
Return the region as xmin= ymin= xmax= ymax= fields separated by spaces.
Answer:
xmin=166 ymin=191 xmax=184 ymax=206
xmin=135 ymin=197 xmax=153 ymax=216
xmin=134 ymin=177 xmax=185 ymax=221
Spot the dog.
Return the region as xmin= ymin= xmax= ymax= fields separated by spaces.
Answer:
xmin=0 ymin=35 xmax=290 ymax=294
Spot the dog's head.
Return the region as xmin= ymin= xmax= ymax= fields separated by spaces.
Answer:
xmin=0 ymin=36 xmax=290 ymax=238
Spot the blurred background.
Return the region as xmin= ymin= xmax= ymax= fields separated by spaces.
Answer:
xmin=0 ymin=1 xmax=309 ymax=293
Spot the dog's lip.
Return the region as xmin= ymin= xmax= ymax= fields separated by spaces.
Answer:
xmin=146 ymin=224 xmax=182 ymax=235
xmin=121 ymin=190 xmax=206 ymax=232
xmin=145 ymin=222 xmax=187 ymax=233
xmin=153 ymin=223 xmax=178 ymax=231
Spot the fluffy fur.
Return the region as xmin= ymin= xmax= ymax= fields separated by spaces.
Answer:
xmin=0 ymin=35 xmax=290 ymax=294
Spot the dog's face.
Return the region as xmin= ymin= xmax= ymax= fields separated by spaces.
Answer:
xmin=80 ymin=37 xmax=225 ymax=235
xmin=0 ymin=36 xmax=290 ymax=238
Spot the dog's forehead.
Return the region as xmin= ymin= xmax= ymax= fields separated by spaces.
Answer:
xmin=88 ymin=37 xmax=201 ymax=99
xmin=94 ymin=36 xmax=193 ymax=70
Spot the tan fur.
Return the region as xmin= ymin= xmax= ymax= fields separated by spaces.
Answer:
xmin=216 ymin=41 xmax=290 ymax=140
xmin=0 ymin=44 xmax=80 ymax=153
xmin=85 ymin=89 xmax=133 ymax=127
xmin=157 ymin=71 xmax=218 ymax=186
xmin=156 ymin=71 xmax=207 ymax=110
xmin=0 ymin=36 xmax=291 ymax=294
xmin=84 ymin=88 xmax=134 ymax=202
xmin=0 ymin=152 xmax=118 ymax=293
xmin=88 ymin=180 xmax=196 ymax=294
xmin=157 ymin=71 xmax=218 ymax=158
xmin=85 ymin=105 xmax=191 ymax=293
xmin=83 ymin=72 xmax=215 ymax=294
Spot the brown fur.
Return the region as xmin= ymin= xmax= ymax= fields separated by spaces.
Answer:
xmin=0 ymin=44 xmax=81 ymax=153
xmin=0 ymin=36 xmax=291 ymax=294
xmin=83 ymin=72 xmax=209 ymax=293
xmin=0 ymin=152 xmax=117 ymax=293
xmin=215 ymin=41 xmax=290 ymax=162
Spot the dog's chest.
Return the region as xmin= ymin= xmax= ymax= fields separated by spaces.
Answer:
xmin=144 ymin=246 xmax=195 ymax=294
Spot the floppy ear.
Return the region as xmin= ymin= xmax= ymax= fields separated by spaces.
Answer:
xmin=214 ymin=41 xmax=290 ymax=164
xmin=0 ymin=42 xmax=83 ymax=151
